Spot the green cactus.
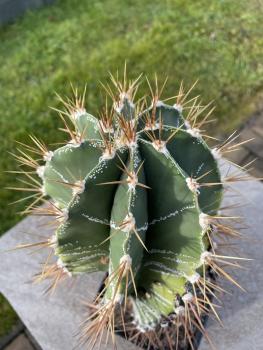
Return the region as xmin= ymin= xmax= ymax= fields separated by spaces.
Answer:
xmin=12 ymin=71 xmax=248 ymax=350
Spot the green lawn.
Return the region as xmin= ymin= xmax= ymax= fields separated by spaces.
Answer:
xmin=0 ymin=0 xmax=262 ymax=337
xmin=0 ymin=295 xmax=18 ymax=338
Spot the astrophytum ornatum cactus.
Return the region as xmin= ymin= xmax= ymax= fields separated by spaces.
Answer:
xmin=12 ymin=71 xmax=248 ymax=350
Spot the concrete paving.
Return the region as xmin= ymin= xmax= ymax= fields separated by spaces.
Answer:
xmin=0 ymin=216 xmax=137 ymax=350
xmin=4 ymin=334 xmax=35 ymax=350
xmin=0 ymin=160 xmax=262 ymax=350
xmin=226 ymin=108 xmax=263 ymax=178
xmin=199 ymin=165 xmax=263 ymax=350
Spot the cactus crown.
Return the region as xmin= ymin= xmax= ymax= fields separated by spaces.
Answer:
xmin=12 ymin=69 xmax=249 ymax=349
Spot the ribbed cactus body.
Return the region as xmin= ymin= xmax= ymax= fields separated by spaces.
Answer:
xmin=40 ymin=89 xmax=222 ymax=333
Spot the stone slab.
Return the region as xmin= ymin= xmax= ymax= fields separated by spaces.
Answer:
xmin=200 ymin=163 xmax=263 ymax=349
xmin=251 ymin=125 xmax=263 ymax=138
xmin=5 ymin=334 xmax=35 ymax=350
xmin=0 ymin=160 xmax=263 ymax=350
xmin=240 ymin=128 xmax=263 ymax=158
xmin=225 ymin=147 xmax=250 ymax=166
xmin=0 ymin=215 xmax=137 ymax=350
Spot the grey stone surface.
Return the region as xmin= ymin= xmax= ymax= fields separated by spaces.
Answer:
xmin=225 ymin=107 xmax=263 ymax=179
xmin=0 ymin=0 xmax=55 ymax=25
xmin=5 ymin=334 xmax=35 ymax=350
xmin=0 ymin=160 xmax=262 ymax=350
xmin=200 ymin=164 xmax=263 ymax=349
xmin=0 ymin=215 xmax=137 ymax=350
xmin=241 ymin=128 xmax=263 ymax=159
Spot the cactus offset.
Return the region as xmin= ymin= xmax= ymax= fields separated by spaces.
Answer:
xmin=11 ymin=70 xmax=250 ymax=350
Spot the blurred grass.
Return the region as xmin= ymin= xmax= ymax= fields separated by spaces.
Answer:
xmin=0 ymin=0 xmax=263 ymax=234
xmin=0 ymin=0 xmax=262 ymax=337
xmin=0 ymin=294 xmax=18 ymax=338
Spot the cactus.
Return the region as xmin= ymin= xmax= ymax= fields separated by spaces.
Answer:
xmin=11 ymin=70 xmax=249 ymax=350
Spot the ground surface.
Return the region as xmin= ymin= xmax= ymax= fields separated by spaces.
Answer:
xmin=4 ymin=334 xmax=35 ymax=350
xmin=226 ymin=104 xmax=263 ymax=178
xmin=0 ymin=0 xmax=263 ymax=343
xmin=1 ymin=159 xmax=262 ymax=350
